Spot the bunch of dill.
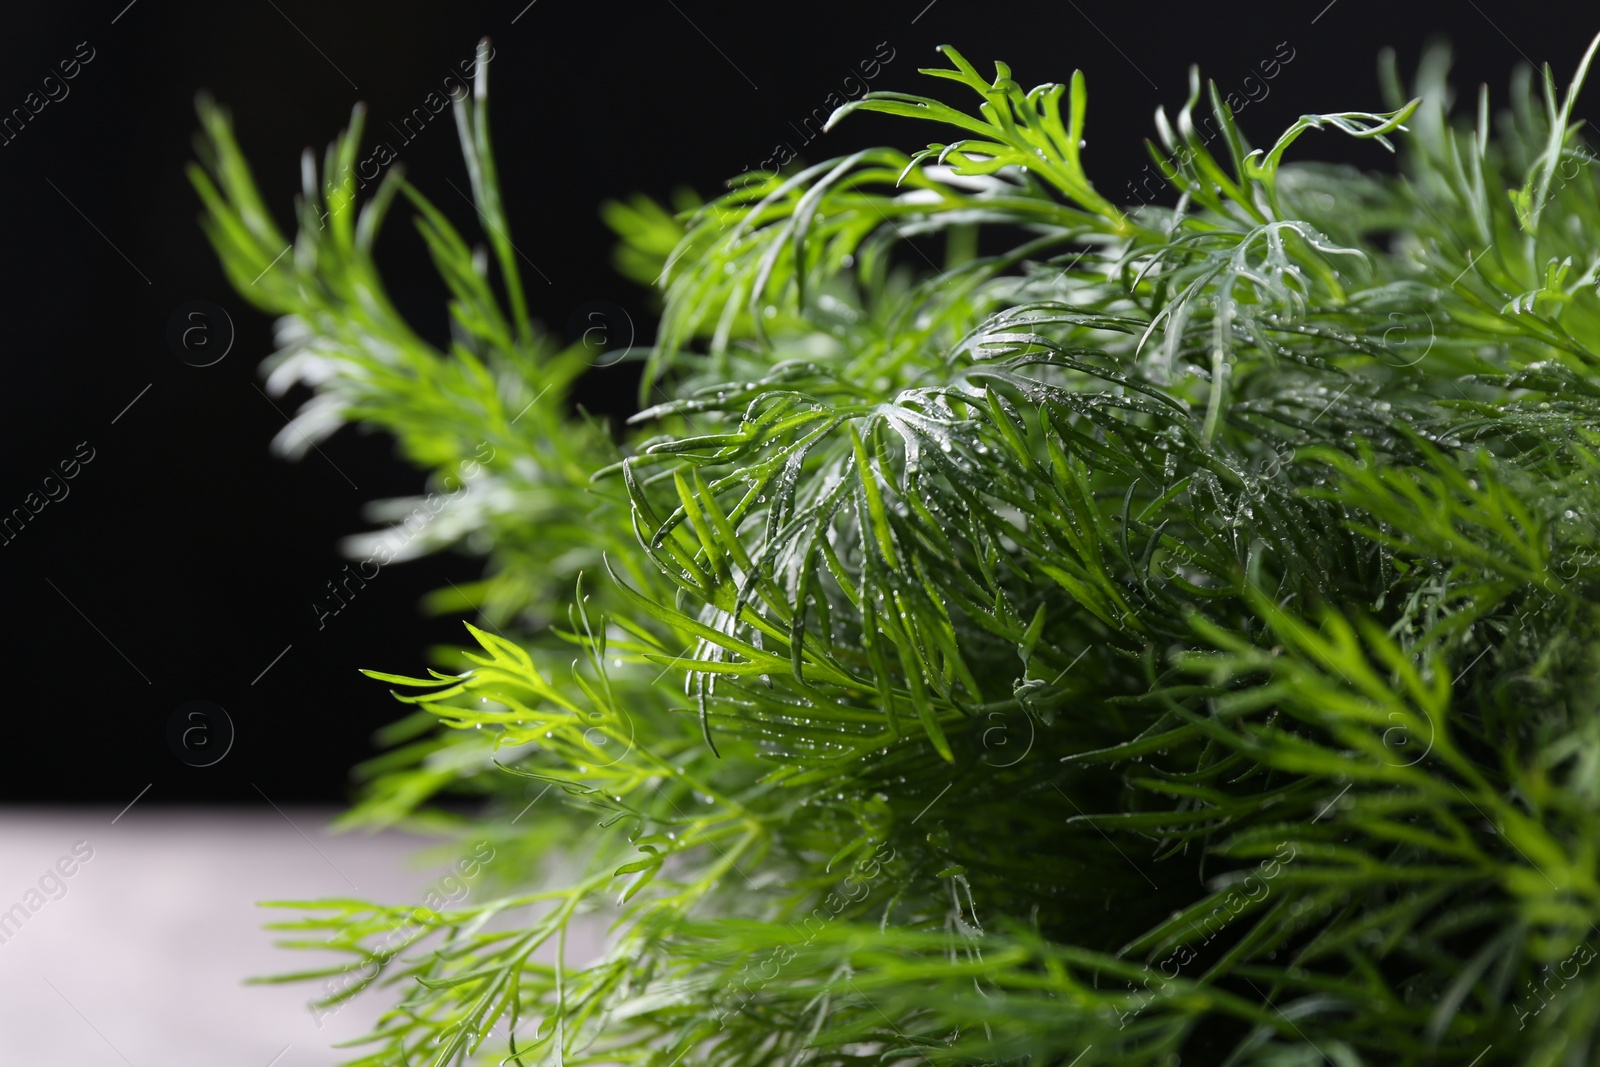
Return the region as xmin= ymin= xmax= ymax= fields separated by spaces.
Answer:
xmin=192 ymin=32 xmax=1600 ymax=1067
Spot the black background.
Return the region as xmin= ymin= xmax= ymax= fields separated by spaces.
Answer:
xmin=0 ymin=0 xmax=1584 ymax=804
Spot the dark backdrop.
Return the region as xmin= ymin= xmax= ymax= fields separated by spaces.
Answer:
xmin=0 ymin=0 xmax=1582 ymax=804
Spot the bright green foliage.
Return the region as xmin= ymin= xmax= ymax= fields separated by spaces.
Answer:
xmin=193 ymin=32 xmax=1600 ymax=1067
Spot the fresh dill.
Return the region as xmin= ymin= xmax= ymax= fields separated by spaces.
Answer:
xmin=192 ymin=31 xmax=1600 ymax=1066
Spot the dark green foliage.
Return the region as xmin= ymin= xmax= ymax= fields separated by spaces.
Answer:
xmin=194 ymin=32 xmax=1600 ymax=1066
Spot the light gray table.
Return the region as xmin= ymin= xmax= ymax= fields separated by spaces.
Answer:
xmin=0 ymin=807 xmax=483 ymax=1066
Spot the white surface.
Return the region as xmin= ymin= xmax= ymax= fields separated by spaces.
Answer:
xmin=0 ymin=807 xmax=455 ymax=1066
